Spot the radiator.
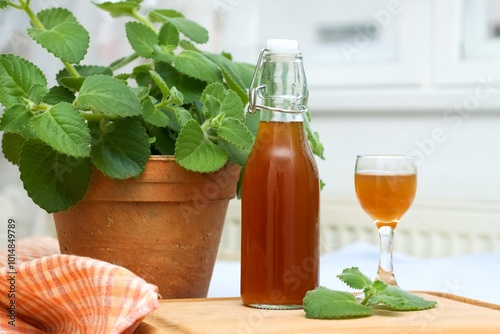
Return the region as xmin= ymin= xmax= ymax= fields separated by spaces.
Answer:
xmin=218 ymin=196 xmax=500 ymax=260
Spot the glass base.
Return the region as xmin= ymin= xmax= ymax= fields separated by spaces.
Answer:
xmin=244 ymin=303 xmax=303 ymax=310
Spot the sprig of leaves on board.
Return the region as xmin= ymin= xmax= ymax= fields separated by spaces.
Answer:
xmin=303 ymin=267 xmax=437 ymax=319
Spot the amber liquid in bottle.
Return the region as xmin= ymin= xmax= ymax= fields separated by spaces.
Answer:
xmin=241 ymin=120 xmax=320 ymax=309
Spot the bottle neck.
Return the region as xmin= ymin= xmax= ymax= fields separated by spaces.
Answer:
xmin=259 ymin=109 xmax=304 ymax=122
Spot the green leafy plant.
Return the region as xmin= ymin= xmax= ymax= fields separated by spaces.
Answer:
xmin=0 ymin=0 xmax=325 ymax=213
xmin=303 ymin=267 xmax=437 ymax=319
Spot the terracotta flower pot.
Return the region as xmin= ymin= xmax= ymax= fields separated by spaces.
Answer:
xmin=53 ymin=156 xmax=240 ymax=299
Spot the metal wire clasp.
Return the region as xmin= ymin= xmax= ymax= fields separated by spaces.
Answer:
xmin=247 ymin=48 xmax=308 ymax=115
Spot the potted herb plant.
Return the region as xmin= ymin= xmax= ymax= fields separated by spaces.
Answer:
xmin=0 ymin=0 xmax=324 ymax=298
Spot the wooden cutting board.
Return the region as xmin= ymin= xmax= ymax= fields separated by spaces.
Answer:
xmin=136 ymin=292 xmax=500 ymax=334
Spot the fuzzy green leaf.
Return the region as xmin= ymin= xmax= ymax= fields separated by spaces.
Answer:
xmin=89 ymin=118 xmax=150 ymax=179
xmin=159 ymin=22 xmax=179 ymax=47
xmin=202 ymin=82 xmax=226 ymax=102
xmin=174 ymin=50 xmax=222 ymax=83
xmin=168 ymin=87 xmax=183 ymax=106
xmin=29 ymin=84 xmax=49 ymax=104
xmin=217 ymin=118 xmax=253 ymax=150
xmin=219 ymin=140 xmax=249 ymax=166
xmin=152 ymin=45 xmax=175 ymax=63
xmin=337 ymin=267 xmax=373 ymax=290
xmin=149 ymin=70 xmax=170 ymax=98
xmin=175 ymin=119 xmax=227 ymax=172
xmin=125 ymin=21 xmax=158 ymax=58
xmin=93 ymin=0 xmax=142 ymax=17
xmin=155 ymin=62 xmax=206 ymax=104
xmin=143 ymin=97 xmax=169 ymax=127
xmin=245 ymin=110 xmax=260 ymax=137
xmin=131 ymin=86 xmax=150 ymax=101
xmin=78 ymin=75 xmax=141 ymax=116
xmin=57 ymin=65 xmax=113 ymax=91
xmin=28 ymin=8 xmax=90 ymax=64
xmin=233 ymin=62 xmax=255 ymax=87
xmin=204 ymin=53 xmax=249 ymax=104
xmin=203 ymin=95 xmax=221 ymax=119
xmin=0 ymin=104 xmax=33 ymax=133
xmin=0 ymin=1 xmax=8 ymax=9
xmin=42 ymin=86 xmax=75 ymax=105
xmin=304 ymin=287 xmax=372 ymax=319
xmin=366 ymin=286 xmax=437 ymax=311
xmin=149 ymin=9 xmax=184 ymax=21
xmin=19 ymin=140 xmax=92 ymax=213
xmin=149 ymin=10 xmax=208 ymax=44
xmin=1 ymin=132 xmax=24 ymax=165
xmin=0 ymin=54 xmax=47 ymax=108
xmin=29 ymin=102 xmax=91 ymax=158
xmin=175 ymin=107 xmax=192 ymax=127
xmin=221 ymin=90 xmax=244 ymax=120
xmin=222 ymin=68 xmax=248 ymax=106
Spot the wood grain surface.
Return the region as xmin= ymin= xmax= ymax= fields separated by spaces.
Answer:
xmin=135 ymin=292 xmax=500 ymax=334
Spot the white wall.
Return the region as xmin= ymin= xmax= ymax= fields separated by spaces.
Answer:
xmin=312 ymin=110 xmax=500 ymax=204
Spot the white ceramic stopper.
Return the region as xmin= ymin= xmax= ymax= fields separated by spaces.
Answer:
xmin=266 ymin=39 xmax=299 ymax=52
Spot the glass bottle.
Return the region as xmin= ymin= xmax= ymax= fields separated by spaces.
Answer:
xmin=241 ymin=39 xmax=320 ymax=310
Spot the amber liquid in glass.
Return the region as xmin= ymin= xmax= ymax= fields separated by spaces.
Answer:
xmin=355 ymin=173 xmax=417 ymax=229
xmin=241 ymin=121 xmax=320 ymax=308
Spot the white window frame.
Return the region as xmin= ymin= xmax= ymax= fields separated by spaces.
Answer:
xmin=432 ymin=0 xmax=500 ymax=85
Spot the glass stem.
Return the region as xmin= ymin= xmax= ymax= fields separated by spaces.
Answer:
xmin=377 ymin=225 xmax=398 ymax=286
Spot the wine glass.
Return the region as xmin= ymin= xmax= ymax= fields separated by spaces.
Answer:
xmin=354 ymin=155 xmax=417 ymax=287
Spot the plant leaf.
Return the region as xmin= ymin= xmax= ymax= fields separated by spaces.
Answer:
xmin=77 ymin=74 xmax=141 ymax=116
xmin=125 ymin=21 xmax=158 ymax=58
xmin=1 ymin=132 xmax=25 ymax=165
xmin=366 ymin=286 xmax=437 ymax=311
xmin=203 ymin=95 xmax=221 ymax=119
xmin=175 ymin=119 xmax=227 ymax=172
xmin=19 ymin=140 xmax=92 ymax=213
xmin=245 ymin=110 xmax=260 ymax=137
xmin=93 ymin=0 xmax=142 ymax=17
xmin=303 ymin=287 xmax=373 ymax=319
xmin=0 ymin=54 xmax=47 ymax=108
xmin=204 ymin=53 xmax=250 ymax=104
xmin=29 ymin=102 xmax=91 ymax=158
xmin=222 ymin=68 xmax=248 ymax=106
xmin=175 ymin=107 xmax=193 ymax=127
xmin=232 ymin=62 xmax=255 ymax=87
xmin=202 ymin=82 xmax=226 ymax=102
xmin=159 ymin=22 xmax=179 ymax=47
xmin=42 ymin=86 xmax=75 ymax=105
xmin=29 ymin=84 xmax=49 ymax=104
xmin=174 ymin=50 xmax=222 ymax=83
xmin=89 ymin=118 xmax=150 ymax=179
xmin=0 ymin=104 xmax=33 ymax=133
xmin=28 ymin=8 xmax=90 ymax=64
xmin=221 ymin=90 xmax=244 ymax=120
xmin=337 ymin=267 xmax=373 ymax=290
xmin=143 ymin=97 xmax=169 ymax=127
xmin=57 ymin=65 xmax=113 ymax=91
xmin=219 ymin=140 xmax=249 ymax=166
xmin=0 ymin=1 xmax=8 ymax=9
xmin=217 ymin=118 xmax=253 ymax=150
xmin=149 ymin=9 xmax=208 ymax=43
xmin=155 ymin=62 xmax=206 ymax=104
xmin=149 ymin=70 xmax=170 ymax=98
